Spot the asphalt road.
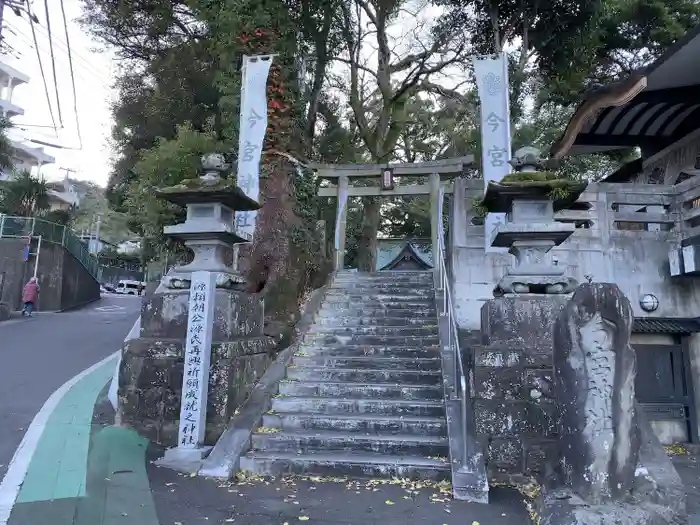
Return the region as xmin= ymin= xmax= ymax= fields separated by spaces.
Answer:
xmin=0 ymin=294 xmax=141 ymax=481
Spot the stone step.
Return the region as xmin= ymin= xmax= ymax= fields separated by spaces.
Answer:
xmin=323 ymin=294 xmax=435 ymax=304
xmin=314 ymin=316 xmax=437 ymax=327
xmin=334 ymin=271 xmax=433 ymax=281
xmin=278 ymin=380 xmax=443 ymax=400
xmin=335 ymin=270 xmax=433 ymax=277
xmin=303 ymin=334 xmax=439 ymax=346
xmin=320 ymin=295 xmax=436 ymax=311
xmin=239 ymin=451 xmax=451 ymax=481
xmin=317 ymin=307 xmax=437 ymax=318
xmin=292 ymin=355 xmax=442 ymax=371
xmin=309 ymin=326 xmax=438 ymax=337
xmin=250 ymin=430 xmax=449 ymax=457
xmin=295 ymin=344 xmax=441 ymax=358
xmin=330 ymin=284 xmax=435 ymax=294
xmin=270 ymin=396 xmax=445 ymax=417
xmin=263 ymin=412 xmax=447 ymax=435
xmin=327 ymin=289 xmax=434 ymax=299
xmin=286 ymin=366 xmax=442 ymax=384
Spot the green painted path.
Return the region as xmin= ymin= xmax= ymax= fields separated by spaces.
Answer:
xmin=8 ymin=356 xmax=160 ymax=525
xmin=17 ymin=358 xmax=116 ymax=504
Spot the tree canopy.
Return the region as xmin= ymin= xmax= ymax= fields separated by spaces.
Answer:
xmin=78 ymin=0 xmax=700 ymax=318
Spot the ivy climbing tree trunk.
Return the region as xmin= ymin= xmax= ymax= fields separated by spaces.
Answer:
xmin=193 ymin=0 xmax=332 ymax=335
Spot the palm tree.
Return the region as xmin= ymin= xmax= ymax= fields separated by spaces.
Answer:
xmin=0 ymin=170 xmax=50 ymax=216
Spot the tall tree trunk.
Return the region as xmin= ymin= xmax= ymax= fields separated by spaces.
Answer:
xmin=355 ymin=198 xmax=380 ymax=271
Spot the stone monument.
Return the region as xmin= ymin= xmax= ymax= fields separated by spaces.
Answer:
xmin=536 ymin=283 xmax=686 ymax=524
xmin=118 ymin=155 xmax=276 ymax=463
xmin=472 ymin=147 xmax=584 ymax=482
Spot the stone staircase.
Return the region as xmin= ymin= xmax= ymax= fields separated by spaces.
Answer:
xmin=240 ymin=270 xmax=451 ymax=480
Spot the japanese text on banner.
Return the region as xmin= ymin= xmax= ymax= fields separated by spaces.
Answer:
xmin=473 ymin=53 xmax=512 ymax=250
xmin=178 ymin=272 xmax=215 ymax=449
xmin=235 ymin=55 xmax=274 ymax=242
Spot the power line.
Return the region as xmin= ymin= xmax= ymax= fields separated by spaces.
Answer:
xmin=28 ymin=15 xmax=112 ymax=86
xmin=5 ymin=21 xmax=110 ymax=90
xmin=26 ymin=7 xmax=57 ymax=133
xmin=42 ymin=0 xmax=63 ymax=127
xmin=59 ymin=0 xmax=81 ymax=150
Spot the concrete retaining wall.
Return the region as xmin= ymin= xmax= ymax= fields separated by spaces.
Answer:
xmin=0 ymin=238 xmax=100 ymax=312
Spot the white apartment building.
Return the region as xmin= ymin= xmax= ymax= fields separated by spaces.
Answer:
xmin=0 ymin=59 xmax=80 ymax=211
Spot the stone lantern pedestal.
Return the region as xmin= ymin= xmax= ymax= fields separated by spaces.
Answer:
xmin=473 ymin=147 xmax=588 ymax=483
xmin=483 ymin=180 xmax=585 ymax=294
xmin=117 ymin=155 xmax=277 ymax=454
xmin=156 ymin=179 xmax=258 ymax=291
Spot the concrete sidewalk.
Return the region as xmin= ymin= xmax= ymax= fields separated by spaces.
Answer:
xmin=148 ymin=462 xmax=530 ymax=525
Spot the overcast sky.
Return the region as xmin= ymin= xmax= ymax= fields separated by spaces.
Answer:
xmin=2 ymin=0 xmax=115 ymax=186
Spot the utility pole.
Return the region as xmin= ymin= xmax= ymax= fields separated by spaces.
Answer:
xmin=58 ymin=167 xmax=76 ymax=181
xmin=0 ymin=1 xmax=6 ymax=42
xmin=94 ymin=205 xmax=102 ymax=255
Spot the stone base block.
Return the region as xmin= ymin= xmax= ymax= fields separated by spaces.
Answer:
xmin=481 ymin=296 xmax=568 ymax=348
xmin=155 ymin=446 xmax=213 ymax=475
xmin=118 ymin=335 xmax=276 ymax=447
xmin=141 ymin=288 xmax=264 ymax=340
xmin=537 ymin=409 xmax=687 ymax=525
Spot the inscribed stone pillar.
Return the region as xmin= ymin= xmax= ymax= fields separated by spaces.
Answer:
xmin=553 ymin=283 xmax=640 ymax=504
xmin=334 ymin=175 xmax=349 ymax=271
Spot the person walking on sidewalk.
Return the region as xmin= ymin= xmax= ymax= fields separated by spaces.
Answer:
xmin=22 ymin=277 xmax=39 ymax=317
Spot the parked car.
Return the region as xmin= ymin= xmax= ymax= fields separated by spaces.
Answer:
xmin=115 ymin=279 xmax=146 ymax=296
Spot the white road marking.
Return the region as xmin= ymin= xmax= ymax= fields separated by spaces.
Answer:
xmin=94 ymin=305 xmax=127 ymax=313
xmin=0 ymin=351 xmax=120 ymax=524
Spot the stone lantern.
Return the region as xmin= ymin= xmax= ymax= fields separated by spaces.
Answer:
xmin=156 ymin=153 xmax=260 ymax=291
xmin=117 ymin=153 xmax=276 ymax=451
xmin=482 ymin=146 xmax=586 ymax=294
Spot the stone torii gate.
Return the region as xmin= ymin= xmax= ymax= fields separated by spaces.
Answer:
xmin=313 ymin=156 xmax=474 ymax=270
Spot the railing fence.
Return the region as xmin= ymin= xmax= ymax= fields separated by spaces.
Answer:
xmin=0 ymin=214 xmax=100 ymax=280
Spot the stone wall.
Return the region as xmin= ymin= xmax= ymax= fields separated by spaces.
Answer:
xmin=0 ymin=238 xmax=25 ymax=309
xmin=0 ymin=238 xmax=100 ymax=312
xmin=119 ymin=336 xmax=276 ymax=446
xmin=449 ymin=179 xmax=700 ymax=330
xmin=118 ymin=288 xmax=277 ymax=447
xmin=473 ymin=296 xmax=566 ymax=481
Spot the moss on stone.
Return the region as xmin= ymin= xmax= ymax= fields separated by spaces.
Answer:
xmin=499 ymin=172 xmax=581 ymax=192
xmin=159 ymin=177 xmax=241 ymax=193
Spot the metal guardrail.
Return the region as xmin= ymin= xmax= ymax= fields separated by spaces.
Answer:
xmin=434 ymin=222 xmax=469 ymax=469
xmin=0 ymin=214 xmax=100 ymax=280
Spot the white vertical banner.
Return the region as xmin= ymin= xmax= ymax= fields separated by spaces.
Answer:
xmin=235 ymin=55 xmax=274 ymax=242
xmin=473 ymin=53 xmax=512 ymax=251
xmin=438 ymin=184 xmax=445 ymax=248
xmin=178 ymin=271 xmax=216 ymax=449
